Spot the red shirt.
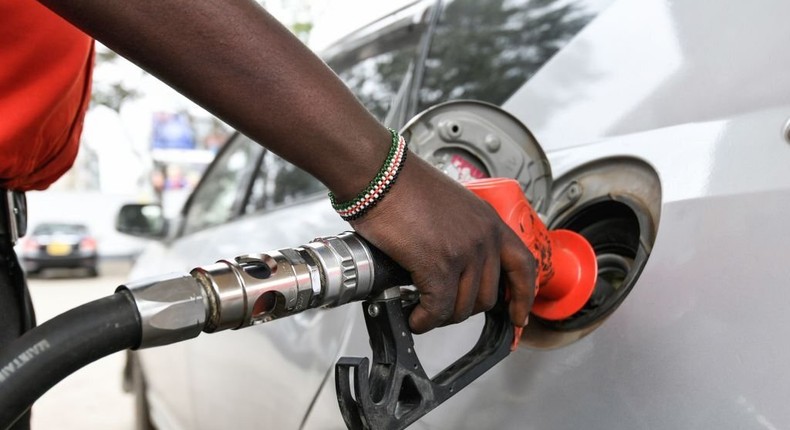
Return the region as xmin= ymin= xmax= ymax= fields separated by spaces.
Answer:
xmin=0 ymin=0 xmax=93 ymax=191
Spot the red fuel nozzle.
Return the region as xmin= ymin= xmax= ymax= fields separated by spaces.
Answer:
xmin=464 ymin=178 xmax=597 ymax=323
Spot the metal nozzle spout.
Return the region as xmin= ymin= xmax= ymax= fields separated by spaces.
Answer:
xmin=117 ymin=273 xmax=208 ymax=349
xmin=189 ymin=231 xmax=379 ymax=334
xmin=192 ymin=247 xmax=322 ymax=333
xmin=120 ymin=232 xmax=389 ymax=348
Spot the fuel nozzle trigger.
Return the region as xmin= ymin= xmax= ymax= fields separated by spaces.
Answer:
xmin=335 ymin=287 xmax=513 ymax=430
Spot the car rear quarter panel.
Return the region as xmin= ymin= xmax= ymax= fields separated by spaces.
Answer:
xmin=506 ymin=0 xmax=790 ymax=152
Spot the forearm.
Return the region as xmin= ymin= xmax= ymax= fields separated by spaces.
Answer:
xmin=39 ymin=0 xmax=390 ymax=199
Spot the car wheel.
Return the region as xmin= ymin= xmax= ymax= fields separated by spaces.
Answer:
xmin=124 ymin=352 xmax=157 ymax=430
xmin=86 ymin=267 xmax=99 ymax=278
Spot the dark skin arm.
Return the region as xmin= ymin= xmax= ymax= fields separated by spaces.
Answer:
xmin=39 ymin=0 xmax=535 ymax=333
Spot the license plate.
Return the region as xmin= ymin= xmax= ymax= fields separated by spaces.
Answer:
xmin=46 ymin=242 xmax=72 ymax=256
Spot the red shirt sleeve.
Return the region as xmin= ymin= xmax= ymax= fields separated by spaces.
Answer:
xmin=0 ymin=0 xmax=94 ymax=191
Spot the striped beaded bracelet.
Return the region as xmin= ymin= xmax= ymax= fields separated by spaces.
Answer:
xmin=328 ymin=128 xmax=408 ymax=221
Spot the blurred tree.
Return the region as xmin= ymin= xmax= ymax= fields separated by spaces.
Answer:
xmin=292 ymin=21 xmax=314 ymax=42
xmin=90 ymin=48 xmax=142 ymax=112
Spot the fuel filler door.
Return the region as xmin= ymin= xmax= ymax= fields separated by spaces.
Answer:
xmin=402 ymin=99 xmax=552 ymax=213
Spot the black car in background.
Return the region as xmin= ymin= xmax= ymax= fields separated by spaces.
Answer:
xmin=21 ymin=222 xmax=99 ymax=277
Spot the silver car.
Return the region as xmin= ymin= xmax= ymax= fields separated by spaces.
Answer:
xmin=120 ymin=0 xmax=790 ymax=428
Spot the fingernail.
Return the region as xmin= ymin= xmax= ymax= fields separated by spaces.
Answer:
xmin=511 ymin=326 xmax=523 ymax=351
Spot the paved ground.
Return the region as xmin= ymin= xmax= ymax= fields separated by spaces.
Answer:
xmin=26 ymin=260 xmax=136 ymax=430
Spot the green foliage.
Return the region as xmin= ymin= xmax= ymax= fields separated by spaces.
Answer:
xmin=292 ymin=21 xmax=313 ymax=39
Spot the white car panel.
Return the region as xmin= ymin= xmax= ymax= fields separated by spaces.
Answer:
xmin=507 ymin=0 xmax=790 ymax=151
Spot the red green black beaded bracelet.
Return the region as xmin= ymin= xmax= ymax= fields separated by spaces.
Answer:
xmin=329 ymin=129 xmax=408 ymax=221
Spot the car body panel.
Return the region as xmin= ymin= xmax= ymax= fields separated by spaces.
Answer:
xmin=128 ymin=0 xmax=790 ymax=428
xmin=507 ymin=0 xmax=790 ymax=152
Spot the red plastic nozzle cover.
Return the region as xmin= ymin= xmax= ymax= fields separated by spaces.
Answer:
xmin=464 ymin=178 xmax=597 ymax=321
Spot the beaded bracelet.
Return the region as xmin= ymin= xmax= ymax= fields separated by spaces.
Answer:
xmin=329 ymin=128 xmax=408 ymax=221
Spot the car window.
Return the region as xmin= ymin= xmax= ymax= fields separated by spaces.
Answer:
xmin=325 ymin=7 xmax=428 ymax=121
xmin=417 ymin=0 xmax=612 ymax=111
xmin=244 ymin=151 xmax=326 ymax=214
xmin=185 ymin=7 xmax=432 ymax=223
xmin=242 ymin=9 xmax=430 ymax=215
xmin=331 ymin=45 xmax=418 ymax=122
xmin=182 ymin=135 xmax=263 ymax=235
xmin=32 ymin=223 xmax=87 ymax=235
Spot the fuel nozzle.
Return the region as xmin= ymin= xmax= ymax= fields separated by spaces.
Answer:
xmin=190 ymin=232 xmax=382 ymax=333
xmin=119 ymin=232 xmax=406 ymax=348
xmin=464 ymin=178 xmax=597 ymax=321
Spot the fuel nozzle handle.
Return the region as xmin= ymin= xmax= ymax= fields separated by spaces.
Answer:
xmin=365 ymin=243 xmax=413 ymax=293
xmin=465 ymin=178 xmax=597 ymax=320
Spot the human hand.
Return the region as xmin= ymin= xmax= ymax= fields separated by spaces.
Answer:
xmin=350 ymin=155 xmax=537 ymax=334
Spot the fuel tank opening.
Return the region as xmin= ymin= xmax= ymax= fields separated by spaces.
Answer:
xmin=545 ymin=198 xmax=646 ymax=330
xmin=521 ymin=158 xmax=660 ymax=349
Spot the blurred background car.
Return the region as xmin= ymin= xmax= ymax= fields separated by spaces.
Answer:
xmin=21 ymin=222 xmax=99 ymax=277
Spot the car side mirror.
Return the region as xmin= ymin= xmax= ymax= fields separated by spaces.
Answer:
xmin=116 ymin=203 xmax=167 ymax=239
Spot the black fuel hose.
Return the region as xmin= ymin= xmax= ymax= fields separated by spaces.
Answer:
xmin=0 ymin=290 xmax=141 ymax=430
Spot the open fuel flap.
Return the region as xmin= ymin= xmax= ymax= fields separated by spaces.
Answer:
xmin=401 ymin=100 xmax=659 ymax=349
xmin=401 ymin=100 xmax=552 ymax=214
